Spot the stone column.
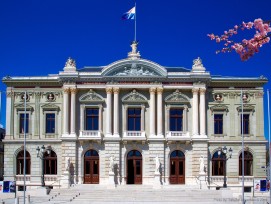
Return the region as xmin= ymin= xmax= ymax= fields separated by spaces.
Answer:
xmin=6 ymin=91 xmax=14 ymax=138
xmin=199 ymin=88 xmax=206 ymax=136
xmin=80 ymin=105 xmax=85 ymax=132
xmin=113 ymin=87 xmax=120 ymax=137
xmin=63 ymin=88 xmax=70 ymax=135
xmin=98 ymin=104 xmax=103 ymax=132
xmin=34 ymin=92 xmax=41 ymax=139
xmin=149 ymin=87 xmax=156 ymax=137
xmin=106 ymin=87 xmax=113 ymax=136
xmin=70 ymin=88 xmax=77 ymax=136
xmin=157 ymin=87 xmax=163 ymax=137
xmin=141 ymin=105 xmax=145 ymax=132
xmin=192 ymin=88 xmax=199 ymax=135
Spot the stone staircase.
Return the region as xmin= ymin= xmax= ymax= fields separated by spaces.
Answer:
xmin=1 ymin=184 xmax=269 ymax=204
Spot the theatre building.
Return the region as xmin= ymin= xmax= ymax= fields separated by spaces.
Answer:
xmin=2 ymin=42 xmax=268 ymax=189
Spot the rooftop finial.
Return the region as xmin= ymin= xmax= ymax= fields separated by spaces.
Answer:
xmin=63 ymin=57 xmax=77 ymax=72
xmin=128 ymin=41 xmax=141 ymax=59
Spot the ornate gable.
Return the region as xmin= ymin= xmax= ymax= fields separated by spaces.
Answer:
xmin=14 ymin=103 xmax=34 ymax=112
xmin=165 ymin=90 xmax=190 ymax=103
xmin=41 ymin=103 xmax=60 ymax=112
xmin=122 ymin=90 xmax=147 ymax=103
xmin=79 ymin=89 xmax=104 ymax=102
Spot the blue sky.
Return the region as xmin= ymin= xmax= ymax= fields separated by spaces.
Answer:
xmin=0 ymin=0 xmax=270 ymax=137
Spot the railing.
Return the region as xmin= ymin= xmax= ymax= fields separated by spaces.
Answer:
xmin=79 ymin=130 xmax=101 ymax=138
xmin=16 ymin=175 xmax=31 ymax=181
xmin=209 ymin=176 xmax=225 ymax=183
xmin=123 ymin=131 xmax=145 ymax=138
xmin=44 ymin=175 xmax=58 ymax=181
xmin=166 ymin=131 xmax=190 ymax=138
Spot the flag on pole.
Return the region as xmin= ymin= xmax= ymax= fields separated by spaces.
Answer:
xmin=122 ymin=6 xmax=135 ymax=20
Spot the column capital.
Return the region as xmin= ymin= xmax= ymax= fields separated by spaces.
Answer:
xmin=70 ymin=88 xmax=77 ymax=94
xmin=106 ymin=87 xmax=113 ymax=94
xmin=113 ymin=87 xmax=120 ymax=94
xmin=149 ymin=87 xmax=156 ymax=94
xmin=192 ymin=88 xmax=199 ymax=94
xmin=199 ymin=88 xmax=206 ymax=95
xmin=63 ymin=88 xmax=70 ymax=93
xmin=157 ymin=87 xmax=163 ymax=94
xmin=6 ymin=91 xmax=14 ymax=98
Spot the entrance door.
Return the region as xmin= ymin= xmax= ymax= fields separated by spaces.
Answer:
xmin=127 ymin=150 xmax=142 ymax=184
xmin=84 ymin=150 xmax=99 ymax=184
xmin=169 ymin=150 xmax=185 ymax=184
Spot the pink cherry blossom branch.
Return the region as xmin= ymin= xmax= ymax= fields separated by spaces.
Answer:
xmin=208 ymin=18 xmax=271 ymax=61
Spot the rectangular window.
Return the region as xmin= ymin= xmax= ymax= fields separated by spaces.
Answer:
xmin=46 ymin=113 xmax=55 ymax=133
xmin=19 ymin=113 xmax=29 ymax=134
xmin=170 ymin=109 xmax=183 ymax=131
xmin=86 ymin=108 xmax=99 ymax=130
xmin=214 ymin=114 xmax=223 ymax=134
xmin=128 ymin=108 xmax=141 ymax=131
xmin=241 ymin=114 xmax=250 ymax=134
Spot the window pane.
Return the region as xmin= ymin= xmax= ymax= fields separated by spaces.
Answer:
xmin=179 ymin=161 xmax=184 ymax=175
xmin=170 ymin=109 xmax=183 ymax=131
xmin=171 ymin=161 xmax=176 ymax=175
xmin=241 ymin=114 xmax=250 ymax=134
xmin=93 ymin=160 xmax=99 ymax=174
xmin=127 ymin=108 xmax=141 ymax=131
xmin=46 ymin=113 xmax=55 ymax=133
xmin=214 ymin=114 xmax=223 ymax=134
xmin=20 ymin=113 xmax=29 ymax=134
xmin=136 ymin=160 xmax=141 ymax=175
xmin=86 ymin=108 xmax=99 ymax=130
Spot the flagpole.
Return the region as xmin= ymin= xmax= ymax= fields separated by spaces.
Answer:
xmin=241 ymin=89 xmax=245 ymax=204
xmin=0 ymin=91 xmax=2 ymax=125
xmin=267 ymin=89 xmax=271 ymax=204
xmin=23 ymin=91 xmax=26 ymax=204
xmin=134 ymin=2 xmax=137 ymax=42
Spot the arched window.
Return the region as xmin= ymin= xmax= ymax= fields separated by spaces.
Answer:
xmin=44 ymin=150 xmax=57 ymax=175
xmin=212 ymin=151 xmax=226 ymax=176
xmin=239 ymin=151 xmax=253 ymax=176
xmin=17 ymin=150 xmax=31 ymax=175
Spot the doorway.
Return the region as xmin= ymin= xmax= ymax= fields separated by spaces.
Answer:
xmin=169 ymin=150 xmax=185 ymax=184
xmin=84 ymin=149 xmax=99 ymax=184
xmin=127 ymin=150 xmax=142 ymax=184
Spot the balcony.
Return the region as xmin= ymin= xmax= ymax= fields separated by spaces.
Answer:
xmin=79 ymin=130 xmax=102 ymax=140
xmin=123 ymin=131 xmax=146 ymax=140
xmin=166 ymin=131 xmax=190 ymax=141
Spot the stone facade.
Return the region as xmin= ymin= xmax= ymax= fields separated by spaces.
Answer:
xmin=2 ymin=42 xmax=268 ymax=189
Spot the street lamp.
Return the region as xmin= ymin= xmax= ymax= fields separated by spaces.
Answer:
xmin=218 ymin=146 xmax=233 ymax=188
xmin=36 ymin=145 xmax=51 ymax=187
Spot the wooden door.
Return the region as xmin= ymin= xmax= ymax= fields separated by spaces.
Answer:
xmin=169 ymin=150 xmax=185 ymax=184
xmin=127 ymin=150 xmax=142 ymax=184
xmin=84 ymin=150 xmax=99 ymax=184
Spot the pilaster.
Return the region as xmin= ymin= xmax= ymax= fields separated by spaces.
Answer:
xmin=192 ymin=88 xmax=199 ymax=136
xmin=157 ymin=87 xmax=163 ymax=138
xmin=199 ymin=88 xmax=206 ymax=136
xmin=70 ymin=87 xmax=77 ymax=137
xmin=106 ymin=87 xmax=113 ymax=137
xmin=149 ymin=87 xmax=156 ymax=137
xmin=113 ymin=87 xmax=120 ymax=137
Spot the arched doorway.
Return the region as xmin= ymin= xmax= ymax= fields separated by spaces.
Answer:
xmin=169 ymin=150 xmax=185 ymax=184
xmin=127 ymin=150 xmax=142 ymax=184
xmin=84 ymin=149 xmax=99 ymax=184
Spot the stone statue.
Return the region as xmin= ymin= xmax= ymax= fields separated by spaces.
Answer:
xmin=109 ymin=155 xmax=115 ymax=173
xmin=65 ymin=57 xmax=76 ymax=68
xmin=155 ymin=156 xmax=160 ymax=173
xmin=65 ymin=157 xmax=70 ymax=172
xmin=131 ymin=41 xmax=138 ymax=54
xmin=199 ymin=155 xmax=204 ymax=174
xmin=193 ymin=57 xmax=202 ymax=67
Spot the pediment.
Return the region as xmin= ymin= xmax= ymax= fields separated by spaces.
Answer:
xmin=165 ymin=90 xmax=190 ymax=103
xmin=101 ymin=58 xmax=167 ymax=77
xmin=122 ymin=90 xmax=147 ymax=102
xmin=14 ymin=103 xmax=34 ymax=111
xmin=79 ymin=89 xmax=104 ymax=102
xmin=210 ymin=104 xmax=229 ymax=113
xmin=236 ymin=104 xmax=255 ymax=112
xmin=41 ymin=103 xmax=60 ymax=111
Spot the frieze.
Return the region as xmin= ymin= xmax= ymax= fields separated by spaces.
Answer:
xmin=122 ymin=89 xmax=147 ymax=102
xmin=79 ymin=89 xmax=104 ymax=102
xmin=114 ymin=63 xmax=158 ymax=76
xmin=165 ymin=90 xmax=190 ymax=103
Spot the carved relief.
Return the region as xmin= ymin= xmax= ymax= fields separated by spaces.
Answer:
xmin=122 ymin=89 xmax=147 ymax=102
xmin=113 ymin=87 xmax=120 ymax=94
xmin=165 ymin=90 xmax=190 ymax=103
xmin=46 ymin=93 xmax=55 ymax=102
xmin=157 ymin=87 xmax=163 ymax=94
xmin=149 ymin=87 xmax=156 ymax=94
xmin=106 ymin=87 xmax=113 ymax=94
xmin=65 ymin=57 xmax=76 ymax=68
xmin=213 ymin=93 xmax=223 ymax=102
xmin=114 ymin=63 xmax=157 ymax=76
xmin=20 ymin=93 xmax=30 ymax=102
xmin=79 ymin=89 xmax=104 ymax=102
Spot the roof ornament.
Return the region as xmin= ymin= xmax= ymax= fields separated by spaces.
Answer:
xmin=192 ymin=57 xmax=206 ymax=72
xmin=128 ymin=41 xmax=141 ymax=59
xmin=63 ymin=57 xmax=77 ymax=72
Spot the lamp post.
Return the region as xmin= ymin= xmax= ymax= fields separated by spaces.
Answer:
xmin=218 ymin=146 xmax=233 ymax=188
xmin=36 ymin=145 xmax=51 ymax=187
